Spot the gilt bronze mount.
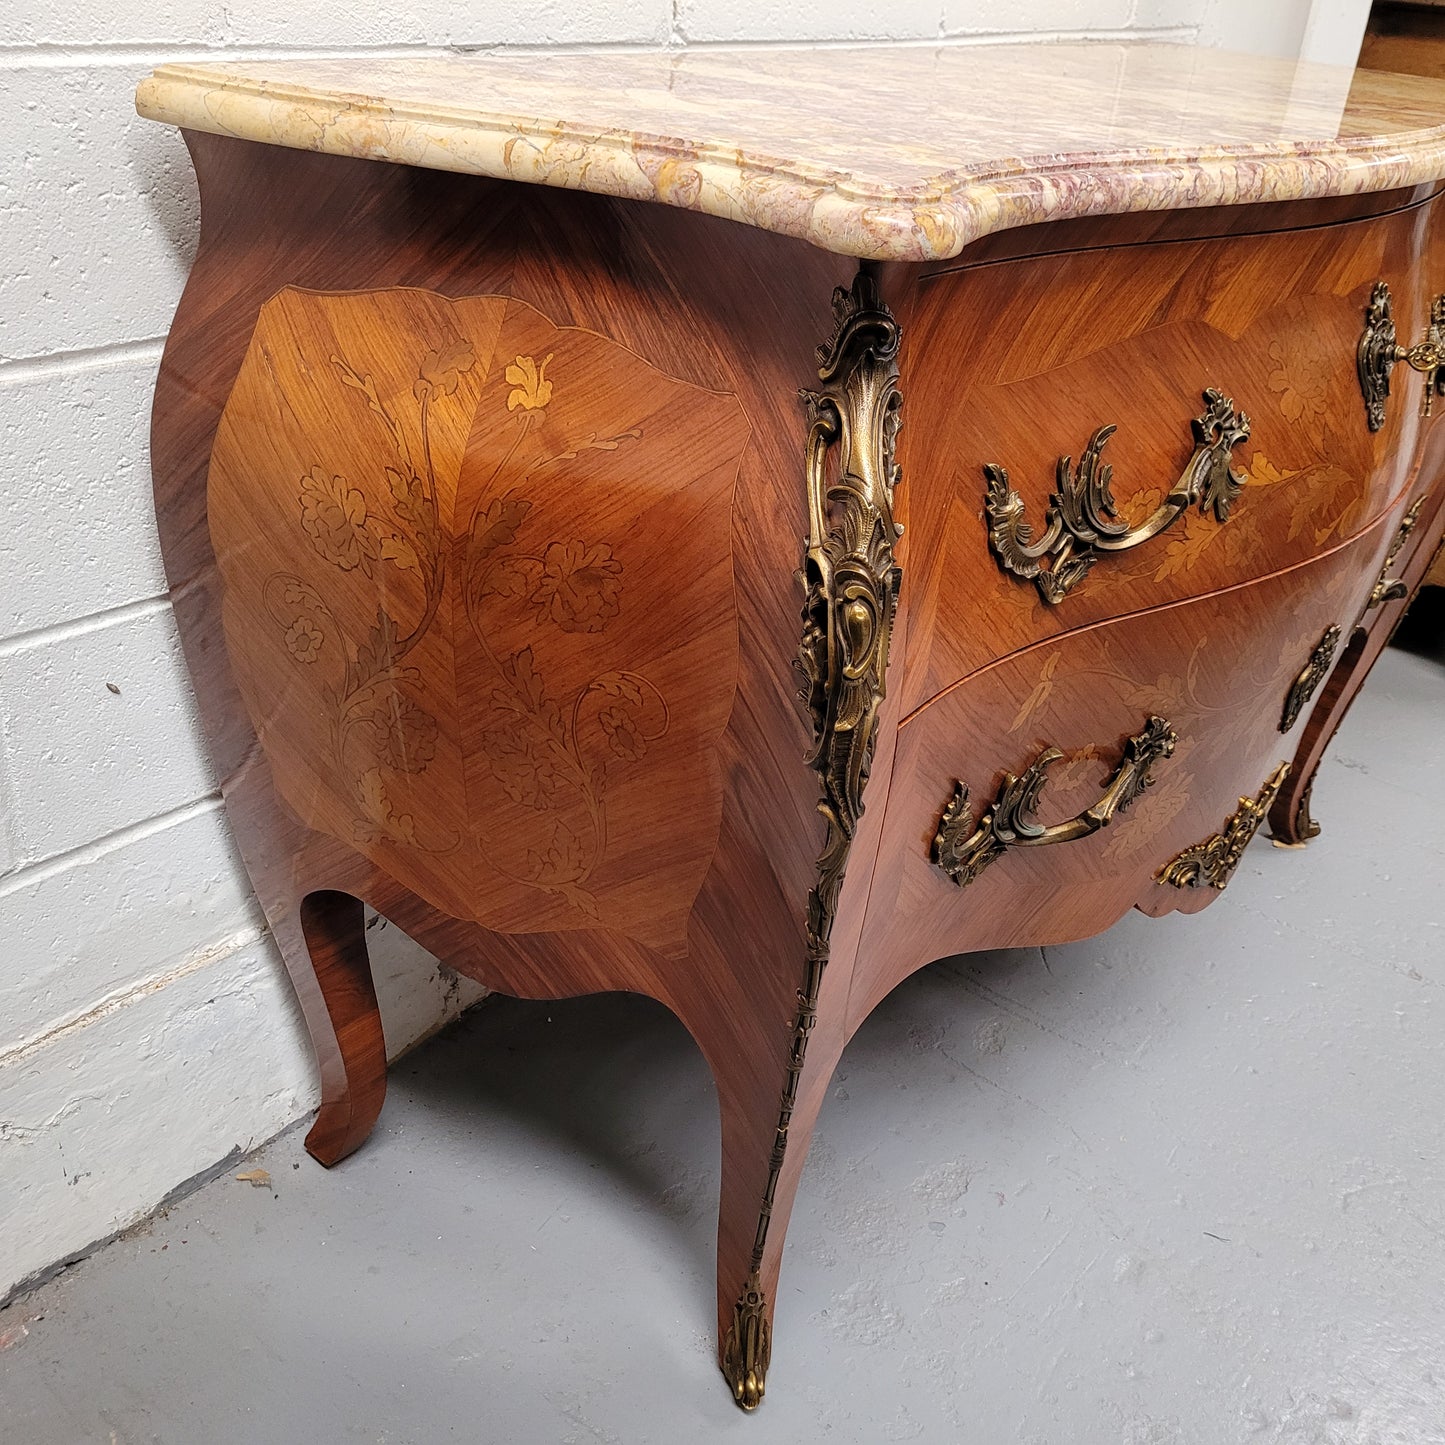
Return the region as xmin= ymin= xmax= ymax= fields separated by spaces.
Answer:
xmin=1281 ymin=624 xmax=1342 ymax=733
xmin=930 ymin=716 xmax=1177 ymax=887
xmin=1367 ymin=496 xmax=1427 ymax=610
xmin=721 ymin=267 xmax=903 ymax=1411
xmin=1357 ymin=281 xmax=1445 ymax=432
xmin=1159 ymin=762 xmax=1290 ymax=890
xmin=983 ymin=389 xmax=1250 ymax=604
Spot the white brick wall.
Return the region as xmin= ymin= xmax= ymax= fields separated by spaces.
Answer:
xmin=0 ymin=0 xmax=1366 ymax=1303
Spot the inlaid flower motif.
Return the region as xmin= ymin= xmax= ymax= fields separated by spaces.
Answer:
xmin=299 ymin=466 xmax=380 ymax=574
xmin=371 ymin=696 xmax=439 ymax=775
xmin=599 ymin=704 xmax=646 ymax=761
xmin=483 ymin=732 xmax=567 ymax=810
xmin=1268 ymin=340 xmax=1326 ymax=425
xmin=283 ymin=617 xmax=324 ymax=664
xmin=414 ymin=339 xmax=476 ymax=401
xmin=506 ymin=354 xmax=554 ymax=412
xmin=533 ymin=540 xmax=622 ymax=633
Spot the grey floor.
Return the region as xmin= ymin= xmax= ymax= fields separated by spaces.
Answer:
xmin=2 ymin=639 xmax=1443 ymax=1444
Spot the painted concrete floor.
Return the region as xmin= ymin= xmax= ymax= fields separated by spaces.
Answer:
xmin=2 ymin=640 xmax=1443 ymax=1444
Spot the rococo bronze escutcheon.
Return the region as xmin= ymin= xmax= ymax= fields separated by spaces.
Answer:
xmin=1280 ymin=624 xmax=1343 ymax=733
xmin=1356 ymin=281 xmax=1445 ymax=432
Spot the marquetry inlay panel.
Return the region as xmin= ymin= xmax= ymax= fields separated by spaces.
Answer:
xmin=209 ymin=287 xmax=748 ymax=955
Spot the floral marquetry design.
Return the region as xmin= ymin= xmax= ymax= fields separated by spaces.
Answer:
xmin=284 ymin=616 xmax=324 ymax=664
xmin=505 ymin=353 xmax=553 ymax=411
xmin=299 ymin=467 xmax=381 ymax=574
xmin=208 ymin=287 xmax=749 ymax=954
xmin=527 ymin=540 xmax=624 ymax=632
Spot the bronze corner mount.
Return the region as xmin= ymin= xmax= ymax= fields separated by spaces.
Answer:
xmin=722 ymin=268 xmax=903 ymax=1413
xmin=931 ymin=715 xmax=1177 ymax=887
xmin=983 ymin=389 xmax=1250 ymax=604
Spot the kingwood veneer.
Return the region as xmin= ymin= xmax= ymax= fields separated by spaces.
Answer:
xmin=136 ymin=43 xmax=1445 ymax=1410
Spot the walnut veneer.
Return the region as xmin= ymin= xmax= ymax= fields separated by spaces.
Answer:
xmin=138 ymin=47 xmax=1445 ymax=1412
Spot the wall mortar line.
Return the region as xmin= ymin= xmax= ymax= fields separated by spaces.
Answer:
xmin=0 ymin=794 xmax=225 ymax=898
xmin=0 ymin=923 xmax=270 ymax=1068
xmin=0 ymin=596 xmax=173 ymax=656
xmin=0 ymin=338 xmax=166 ymax=386
xmin=0 ymin=26 xmax=1202 ymax=72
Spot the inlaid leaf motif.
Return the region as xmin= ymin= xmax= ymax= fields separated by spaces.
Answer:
xmin=522 ymin=429 xmax=642 ymax=478
xmin=494 ymin=647 xmax=568 ymax=749
xmin=1010 ymin=652 xmax=1060 ymax=732
xmin=593 ymin=671 xmax=645 ymax=706
xmin=334 ymin=363 xmax=398 ymax=443
xmin=1244 ymin=453 xmax=1298 ymax=490
xmin=383 ymin=466 xmax=439 ymax=560
xmin=387 ymin=468 xmax=416 ymax=508
xmin=355 ymin=766 xmax=418 ymax=845
xmin=380 ymin=534 xmax=421 ymax=572
xmin=1153 ymin=514 xmax=1212 ymax=581
xmin=532 ymin=821 xmax=585 ymax=881
xmin=1118 ymin=675 xmax=1177 ymax=715
xmin=472 ymin=495 xmax=533 ymax=559
xmin=354 ymin=607 xmax=402 ymax=686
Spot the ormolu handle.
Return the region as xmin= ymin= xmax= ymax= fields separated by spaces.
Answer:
xmin=983 ymin=390 xmax=1250 ymax=604
xmin=930 ymin=715 xmax=1177 ymax=887
xmin=1357 ymin=282 xmax=1445 ymax=432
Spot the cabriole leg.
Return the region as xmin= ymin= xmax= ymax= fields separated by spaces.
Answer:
xmin=271 ymin=890 xmax=386 ymax=1167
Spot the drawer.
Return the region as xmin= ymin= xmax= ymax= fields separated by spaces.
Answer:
xmin=894 ymin=194 xmax=1439 ymax=713
xmin=851 ymin=496 xmax=1409 ymax=1021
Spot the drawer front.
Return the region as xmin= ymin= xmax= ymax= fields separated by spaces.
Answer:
xmin=850 ymin=498 xmax=1408 ymax=1022
xmin=895 ymin=194 xmax=1439 ymax=712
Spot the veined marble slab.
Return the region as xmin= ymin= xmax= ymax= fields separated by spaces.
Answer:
xmin=135 ymin=43 xmax=1445 ymax=262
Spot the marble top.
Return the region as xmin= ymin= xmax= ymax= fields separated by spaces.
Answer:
xmin=135 ymin=43 xmax=1445 ymax=263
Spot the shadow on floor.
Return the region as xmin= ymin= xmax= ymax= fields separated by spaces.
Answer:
xmin=1392 ymin=584 xmax=1445 ymax=664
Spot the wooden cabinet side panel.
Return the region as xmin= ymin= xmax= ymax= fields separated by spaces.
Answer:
xmin=151 ymin=133 xmax=862 ymax=1052
xmin=151 ymin=136 xmax=917 ymax=1390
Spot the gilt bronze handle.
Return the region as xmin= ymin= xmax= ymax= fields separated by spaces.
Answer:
xmin=983 ymin=390 xmax=1250 ymax=604
xmin=1357 ymin=282 xmax=1445 ymax=432
xmin=930 ymin=715 xmax=1177 ymax=887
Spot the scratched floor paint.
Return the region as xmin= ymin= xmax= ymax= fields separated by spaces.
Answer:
xmin=1 ymin=644 xmax=1442 ymax=1444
